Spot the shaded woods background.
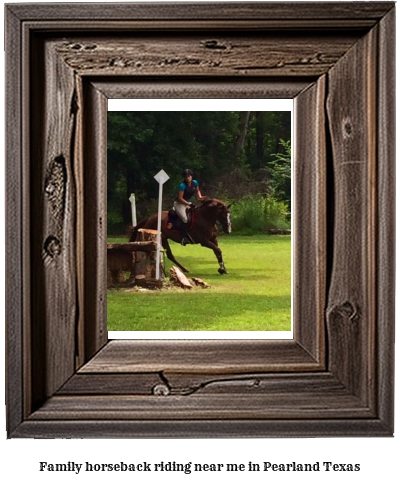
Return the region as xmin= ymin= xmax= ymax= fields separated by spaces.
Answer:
xmin=107 ymin=111 xmax=291 ymax=235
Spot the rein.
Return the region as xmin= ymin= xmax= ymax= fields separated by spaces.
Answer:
xmin=194 ymin=200 xmax=227 ymax=228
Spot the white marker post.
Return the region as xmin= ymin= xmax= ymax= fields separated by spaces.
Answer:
xmin=154 ymin=170 xmax=170 ymax=280
xmin=129 ymin=193 xmax=137 ymax=227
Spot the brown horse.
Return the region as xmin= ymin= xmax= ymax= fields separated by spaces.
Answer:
xmin=130 ymin=198 xmax=232 ymax=274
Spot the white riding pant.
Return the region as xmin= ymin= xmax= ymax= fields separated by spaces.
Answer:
xmin=174 ymin=201 xmax=189 ymax=223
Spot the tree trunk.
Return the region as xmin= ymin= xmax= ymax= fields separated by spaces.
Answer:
xmin=235 ymin=111 xmax=251 ymax=161
xmin=256 ymin=111 xmax=266 ymax=168
xmin=135 ymin=229 xmax=164 ymax=280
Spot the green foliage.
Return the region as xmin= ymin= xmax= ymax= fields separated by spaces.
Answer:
xmin=107 ymin=111 xmax=291 ymax=232
xmin=230 ymin=195 xmax=290 ymax=234
xmin=107 ymin=211 xmax=127 ymax=235
xmin=267 ymin=139 xmax=292 ymax=211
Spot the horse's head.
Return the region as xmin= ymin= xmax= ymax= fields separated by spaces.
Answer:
xmin=218 ymin=202 xmax=232 ymax=234
xmin=201 ymin=198 xmax=232 ymax=234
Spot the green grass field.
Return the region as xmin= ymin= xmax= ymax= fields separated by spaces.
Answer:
xmin=107 ymin=235 xmax=291 ymax=331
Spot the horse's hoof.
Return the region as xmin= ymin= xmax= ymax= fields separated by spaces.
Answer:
xmin=218 ymin=268 xmax=228 ymax=275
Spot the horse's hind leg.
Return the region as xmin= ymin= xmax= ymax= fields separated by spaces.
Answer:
xmin=202 ymin=238 xmax=227 ymax=274
xmin=163 ymin=238 xmax=189 ymax=273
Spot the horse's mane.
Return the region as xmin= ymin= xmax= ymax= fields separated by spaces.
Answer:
xmin=197 ymin=196 xmax=226 ymax=208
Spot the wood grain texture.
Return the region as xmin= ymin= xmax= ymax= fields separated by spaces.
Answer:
xmin=61 ymin=371 xmax=354 ymax=397
xmin=5 ymin=6 xmax=24 ymax=437
xmin=93 ymin=79 xmax=311 ymax=100
xmin=326 ymin=27 xmax=377 ymax=406
xmin=376 ymin=7 xmax=395 ymax=432
xmin=58 ymin=372 xmax=163 ymax=395
xmin=30 ymin=37 xmax=79 ymax=407
xmin=294 ymin=76 xmax=326 ymax=364
xmin=34 ymin=371 xmax=375 ymax=422
xmin=79 ymin=340 xmax=321 ymax=374
xmin=7 ymin=2 xmax=394 ymax=22
xmin=74 ymin=72 xmax=85 ymax=370
xmin=29 ymin=394 xmax=372 ymax=421
xmin=13 ymin=418 xmax=391 ymax=439
xmin=54 ymin=34 xmax=360 ymax=78
xmin=82 ymin=81 xmax=108 ymax=362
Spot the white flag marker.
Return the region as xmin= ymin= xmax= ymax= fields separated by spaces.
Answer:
xmin=129 ymin=193 xmax=137 ymax=227
xmin=154 ymin=170 xmax=170 ymax=279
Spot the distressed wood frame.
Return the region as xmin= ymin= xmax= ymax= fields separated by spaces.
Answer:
xmin=5 ymin=2 xmax=395 ymax=438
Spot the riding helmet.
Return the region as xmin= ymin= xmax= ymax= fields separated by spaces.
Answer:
xmin=182 ymin=168 xmax=193 ymax=177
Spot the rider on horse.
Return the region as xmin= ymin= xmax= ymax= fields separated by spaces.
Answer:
xmin=174 ymin=168 xmax=204 ymax=245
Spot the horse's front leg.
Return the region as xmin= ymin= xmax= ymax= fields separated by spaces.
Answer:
xmin=201 ymin=238 xmax=227 ymax=274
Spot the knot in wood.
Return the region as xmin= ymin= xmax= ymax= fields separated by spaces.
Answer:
xmin=328 ymin=301 xmax=359 ymax=323
xmin=152 ymin=383 xmax=170 ymax=396
xmin=45 ymin=181 xmax=56 ymax=196
xmin=44 ymin=236 xmax=61 ymax=258
xmin=202 ymin=40 xmax=227 ymax=50
xmin=339 ymin=301 xmax=358 ymax=321
xmin=343 ymin=119 xmax=353 ymax=137
xmin=83 ymin=44 xmax=97 ymax=51
xmin=45 ymin=156 xmax=66 ymax=212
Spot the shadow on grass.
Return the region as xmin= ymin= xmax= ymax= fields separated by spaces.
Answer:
xmin=107 ymin=292 xmax=291 ymax=332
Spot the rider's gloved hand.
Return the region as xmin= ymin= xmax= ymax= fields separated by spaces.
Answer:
xmin=189 ymin=202 xmax=196 ymax=209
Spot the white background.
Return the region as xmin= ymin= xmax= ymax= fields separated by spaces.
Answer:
xmin=1 ymin=1 xmax=397 ymax=486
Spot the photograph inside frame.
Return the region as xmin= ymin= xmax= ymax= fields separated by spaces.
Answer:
xmin=107 ymin=100 xmax=292 ymax=335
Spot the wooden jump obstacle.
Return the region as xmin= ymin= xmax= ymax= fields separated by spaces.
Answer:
xmin=107 ymin=229 xmax=164 ymax=288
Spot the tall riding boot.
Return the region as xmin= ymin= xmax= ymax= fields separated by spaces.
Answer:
xmin=181 ymin=222 xmax=190 ymax=246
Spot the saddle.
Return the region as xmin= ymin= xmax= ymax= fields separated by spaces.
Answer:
xmin=165 ymin=207 xmax=194 ymax=231
xmin=165 ymin=209 xmax=180 ymax=231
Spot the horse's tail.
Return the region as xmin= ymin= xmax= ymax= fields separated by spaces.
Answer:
xmin=128 ymin=218 xmax=149 ymax=242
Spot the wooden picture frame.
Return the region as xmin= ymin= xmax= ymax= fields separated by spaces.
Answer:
xmin=5 ymin=2 xmax=395 ymax=438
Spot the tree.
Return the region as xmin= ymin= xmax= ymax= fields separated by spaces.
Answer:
xmin=267 ymin=139 xmax=292 ymax=212
xmin=235 ymin=111 xmax=251 ymax=161
xmin=107 ymin=110 xmax=292 ymax=231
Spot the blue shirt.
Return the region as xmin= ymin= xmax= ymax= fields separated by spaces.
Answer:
xmin=178 ymin=180 xmax=198 ymax=201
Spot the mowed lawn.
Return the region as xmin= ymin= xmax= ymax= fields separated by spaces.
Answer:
xmin=107 ymin=235 xmax=291 ymax=331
